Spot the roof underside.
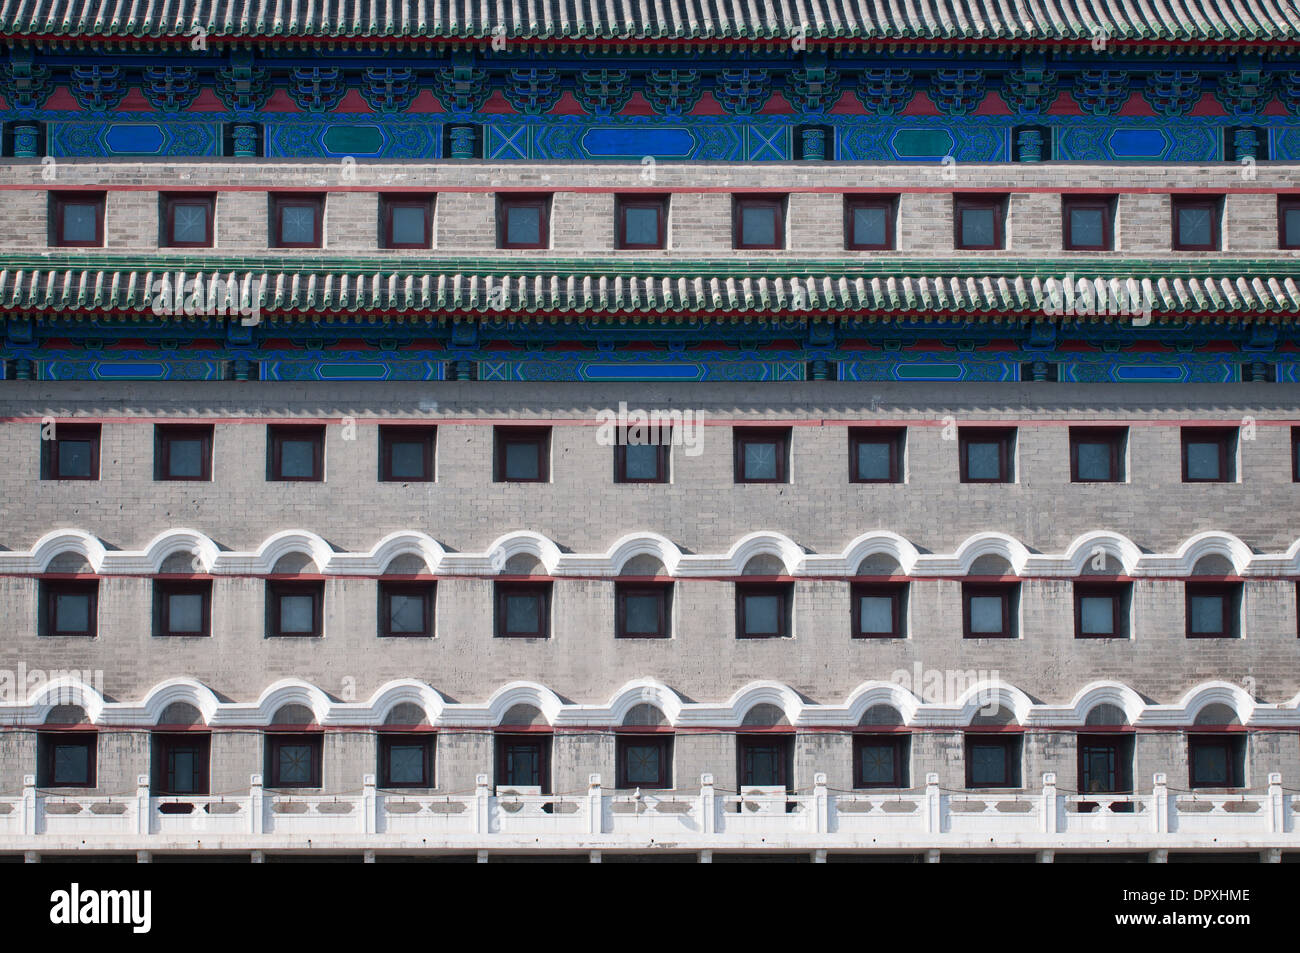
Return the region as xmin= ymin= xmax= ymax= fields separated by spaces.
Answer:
xmin=1 ymin=0 xmax=1299 ymax=43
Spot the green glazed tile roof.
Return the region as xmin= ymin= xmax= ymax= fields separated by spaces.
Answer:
xmin=1 ymin=0 xmax=1298 ymax=43
xmin=7 ymin=257 xmax=1300 ymax=321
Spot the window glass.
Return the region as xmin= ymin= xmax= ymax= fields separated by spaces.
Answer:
xmin=168 ymin=593 xmax=204 ymax=633
xmin=279 ymin=594 xmax=315 ymax=633
xmin=743 ymin=594 xmax=781 ymax=635
xmin=623 ymin=743 xmax=661 ymax=784
xmin=623 ymin=443 xmax=661 ymax=479
xmin=624 ymin=594 xmax=661 ymax=635
xmin=623 ymin=206 xmax=660 ymax=245
xmin=855 ymin=441 xmax=892 ymax=480
xmin=504 ymin=441 xmax=540 ymax=480
xmin=54 ymin=593 xmax=90 ymax=633
xmin=858 ymin=595 xmax=895 ymax=634
xmin=280 ymin=205 xmax=316 ymax=244
xmin=278 ymin=743 xmax=313 ymax=784
xmin=279 ymin=438 xmax=317 ymax=478
xmin=1079 ymin=596 xmax=1115 ymax=635
xmin=391 ymin=206 xmax=426 ymax=245
xmin=506 ymin=205 xmax=541 ymax=245
xmin=859 ymin=743 xmax=896 ymax=785
xmin=1069 ymin=207 xmax=1104 ymax=247
xmin=57 ymin=439 xmax=94 ymax=478
xmin=968 ymin=595 xmax=1004 ymax=634
xmin=852 ymin=205 xmax=888 ymax=246
xmin=62 ymin=203 xmax=98 ymax=243
xmin=388 ymin=593 xmax=425 ymax=633
xmin=965 ymin=441 xmax=1002 ymax=480
xmin=970 ymin=743 xmax=1007 ymax=785
xmin=1185 ymin=441 xmax=1221 ymax=480
xmin=960 ymin=207 xmax=995 ymax=246
xmin=741 ymin=206 xmax=777 ymax=246
xmin=1189 ymin=594 xmax=1225 ymax=634
xmin=172 ymin=203 xmax=209 ymax=243
xmin=54 ymin=744 xmax=90 ymax=784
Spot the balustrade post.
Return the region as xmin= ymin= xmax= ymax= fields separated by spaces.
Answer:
xmin=925 ymin=773 xmax=941 ymax=834
xmin=22 ymin=775 xmax=36 ymax=836
xmin=1041 ymin=773 xmax=1058 ymax=834
xmin=135 ymin=774 xmax=150 ymax=835
xmin=813 ymin=773 xmax=828 ymax=833
xmin=1268 ymin=772 xmax=1284 ymax=834
xmin=588 ymin=774 xmax=603 ymax=835
xmin=700 ymin=774 xmax=716 ymax=835
xmin=1153 ymin=773 xmax=1169 ymax=834
xmin=249 ymin=774 xmax=264 ymax=835
xmin=474 ymin=774 xmax=491 ymax=835
xmin=363 ymin=774 xmax=377 ymax=834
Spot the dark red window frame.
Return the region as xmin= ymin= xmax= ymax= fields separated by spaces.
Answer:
xmin=1061 ymin=195 xmax=1114 ymax=251
xmin=844 ymin=196 xmax=896 ymax=250
xmin=494 ymin=581 xmax=552 ymax=638
xmin=615 ymin=582 xmax=671 ymax=639
xmin=267 ymin=580 xmax=324 ymax=638
xmin=495 ymin=733 xmax=552 ymax=792
xmin=1292 ymin=427 xmax=1300 ymax=483
xmin=953 ymin=195 xmax=1007 ymax=250
xmin=51 ymin=192 xmax=105 ymax=247
xmin=497 ymin=194 xmax=550 ymax=249
xmin=958 ymin=427 xmax=1015 ymax=483
xmin=1184 ymin=581 xmax=1241 ymax=639
xmin=962 ymin=582 xmax=1017 ymax=639
xmin=853 ymin=733 xmax=909 ymax=789
xmin=1188 ymin=733 xmax=1245 ymax=789
xmin=1069 ymin=426 xmax=1125 ymax=483
xmin=378 ymin=425 xmax=436 ymax=482
xmin=494 ymin=426 xmax=550 ymax=483
xmin=1279 ymin=196 xmax=1300 ymax=249
xmin=848 ymin=427 xmax=903 ymax=483
xmin=733 ymin=427 xmax=790 ymax=484
xmin=270 ymin=194 xmax=324 ymax=249
xmin=1180 ymin=427 xmax=1236 ymax=483
xmin=154 ymin=579 xmax=213 ymax=637
xmin=615 ymin=734 xmax=673 ymax=789
xmin=380 ymin=194 xmax=434 ymax=249
xmin=155 ymin=424 xmax=213 ymax=482
xmin=41 ymin=422 xmax=101 ymax=481
xmin=1077 ymin=733 xmax=1133 ymax=795
xmin=851 ymin=582 xmax=905 ymax=639
xmin=42 ymin=579 xmax=98 ymax=638
xmin=737 ymin=733 xmax=793 ymax=789
xmin=152 ymin=732 xmax=211 ymax=795
xmin=733 ymin=196 xmax=785 ymax=250
xmin=735 ymin=582 xmax=793 ymax=639
xmin=377 ymin=732 xmax=436 ymax=787
xmin=160 ymin=192 xmax=215 ymax=248
xmin=615 ymin=194 xmax=668 ymax=250
xmin=964 ymin=732 xmax=1022 ymax=788
xmin=614 ymin=441 xmax=670 ymax=483
xmin=1073 ymin=582 xmax=1128 ymax=639
xmin=38 ymin=731 xmax=97 ymax=787
xmin=268 ymin=425 xmax=325 ymax=482
xmin=1171 ymin=195 xmax=1222 ymax=251
xmin=266 ymin=732 xmax=323 ymax=788
xmin=378 ymin=581 xmax=435 ymax=638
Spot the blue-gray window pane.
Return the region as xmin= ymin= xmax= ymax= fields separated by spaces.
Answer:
xmin=623 ymin=443 xmax=660 ymax=479
xmin=279 ymin=595 xmax=315 ymax=633
xmin=504 ymin=442 xmax=540 ymax=479
xmin=388 ymin=745 xmax=424 ymax=784
xmin=856 ymin=442 xmax=892 ymax=480
xmin=624 ymin=206 xmax=660 ymax=245
xmin=741 ymin=206 xmax=777 ymax=246
xmin=388 ymin=594 xmax=425 ymax=633
xmin=62 ymin=204 xmax=98 ymax=243
xmin=278 ymin=744 xmax=313 ymax=783
xmin=57 ymin=439 xmax=94 ymax=478
xmin=1186 ymin=442 xmax=1221 ymax=480
xmin=1076 ymin=442 xmax=1112 ymax=480
xmin=168 ymin=439 xmax=204 ymax=477
xmin=168 ymin=593 xmax=204 ymax=633
xmin=506 ymin=594 xmax=541 ymax=633
xmin=507 ymin=206 xmax=541 ymax=245
xmin=1069 ymin=207 xmax=1104 ymax=246
xmin=1178 ymin=206 xmax=1212 ymax=246
xmin=966 ymin=441 xmax=1002 ymax=480
xmin=743 ymin=595 xmax=781 ymax=634
xmin=961 ymin=208 xmax=995 ymax=246
xmin=54 ymin=744 xmax=89 ymax=784
xmin=54 ymin=593 xmax=90 ymax=633
xmin=391 ymin=206 xmax=426 ymax=245
xmin=969 ymin=595 xmax=1005 ymax=634
xmin=1079 ymin=596 xmax=1115 ymax=634
xmin=859 ymin=596 xmax=895 ymax=633
xmin=624 ymin=594 xmax=661 ymax=634
xmin=852 ymin=206 xmax=888 ymax=246
xmin=280 ymin=206 xmax=316 ymax=244
xmin=624 ymin=744 xmax=660 ymax=783
xmin=279 ymin=439 xmax=316 ymax=478
xmin=743 ymin=442 xmax=779 ymax=480
xmin=1189 ymin=595 xmax=1225 ymax=634
xmin=389 ymin=441 xmax=425 ymax=479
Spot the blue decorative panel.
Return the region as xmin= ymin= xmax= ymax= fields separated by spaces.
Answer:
xmin=48 ymin=121 xmax=221 ymax=157
xmin=263 ymin=123 xmax=442 ymax=159
xmin=581 ymin=127 xmax=695 ymax=158
xmin=41 ymin=360 xmax=225 ymax=381
xmin=261 ymin=359 xmax=446 ymax=381
xmin=1057 ymin=122 xmax=1220 ymax=161
xmin=1107 ymin=128 xmax=1172 ymax=158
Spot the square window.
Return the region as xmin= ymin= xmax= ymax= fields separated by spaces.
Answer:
xmin=736 ymin=583 xmax=792 ymax=639
xmin=267 ymin=581 xmax=323 ymax=638
xmin=1279 ymin=197 xmax=1300 ymax=249
xmin=849 ymin=428 xmax=903 ymax=483
xmin=733 ymin=197 xmax=785 ymax=250
xmin=495 ymin=582 xmax=551 ymax=638
xmin=41 ymin=423 xmax=101 ymax=480
xmin=615 ymin=440 xmax=669 ymax=483
xmin=268 ymin=425 xmax=324 ymax=482
xmin=616 ymin=196 xmax=668 ymax=249
xmin=271 ymin=195 xmax=324 ymax=248
xmin=738 ymin=736 xmax=791 ymax=789
xmin=152 ymin=733 xmax=211 ymax=795
xmin=381 ymin=196 xmax=433 ymax=249
xmin=379 ymin=582 xmax=434 ymax=637
xmin=954 ymin=196 xmax=1006 ymax=250
xmin=267 ymin=734 xmax=323 ymax=788
xmin=1188 ymin=735 xmax=1245 ymax=788
xmin=965 ymin=735 xmax=1021 ymax=788
xmin=379 ymin=426 xmax=435 ymax=482
xmin=962 ymin=583 xmax=1016 ymax=639
xmin=39 ymin=733 xmax=96 ymax=787
xmin=155 ymin=425 xmax=213 ymax=481
xmin=161 ymin=193 xmax=214 ymax=248
xmin=853 ymin=735 xmax=909 ymax=788
xmin=498 ymin=195 xmax=550 ymax=249
xmin=1181 ymin=427 xmax=1236 ymax=482
xmin=378 ymin=734 xmax=435 ymax=787
xmin=616 ymin=583 xmax=671 ymax=639
xmin=154 ymin=580 xmax=212 ymax=637
xmin=616 ymin=735 xmax=672 ymax=789
xmin=1077 ymin=735 xmax=1133 ymax=794
xmin=1185 ymin=583 xmax=1240 ymax=639
xmin=1172 ymin=196 xmax=1222 ymax=251
xmin=1062 ymin=197 xmax=1114 ymax=251
xmin=845 ymin=197 xmax=895 ymax=250
xmin=494 ymin=427 xmax=550 ymax=482
xmin=496 ymin=735 xmax=551 ymax=791
xmin=959 ymin=428 xmax=1014 ymax=483
xmin=51 ymin=193 xmax=104 ymax=247
xmin=1074 ymin=583 xmax=1129 ymax=639
xmin=1070 ymin=427 xmax=1125 ymax=482
xmin=851 ymin=583 xmax=905 ymax=639
xmin=42 ymin=581 xmax=98 ymax=637
xmin=734 ymin=428 xmax=790 ymax=483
